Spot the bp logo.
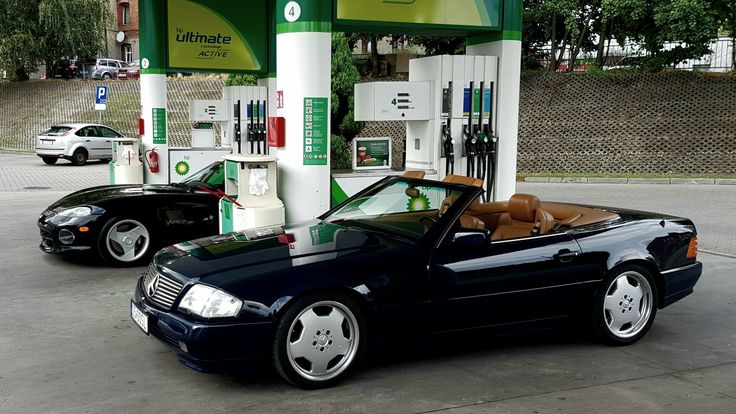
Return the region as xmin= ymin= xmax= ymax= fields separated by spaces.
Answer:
xmin=406 ymin=193 xmax=431 ymax=212
xmin=175 ymin=161 xmax=190 ymax=176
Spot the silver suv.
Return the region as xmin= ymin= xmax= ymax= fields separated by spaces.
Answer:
xmin=85 ymin=58 xmax=125 ymax=79
xmin=36 ymin=124 xmax=124 ymax=165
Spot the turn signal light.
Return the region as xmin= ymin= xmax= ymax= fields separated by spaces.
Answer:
xmin=78 ymin=226 xmax=90 ymax=232
xmin=686 ymin=236 xmax=698 ymax=259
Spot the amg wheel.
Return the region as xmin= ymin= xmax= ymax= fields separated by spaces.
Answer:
xmin=71 ymin=149 xmax=88 ymax=166
xmin=273 ymin=293 xmax=366 ymax=389
xmin=593 ymin=264 xmax=657 ymax=345
xmin=98 ymin=217 xmax=153 ymax=267
xmin=42 ymin=157 xmax=57 ymax=165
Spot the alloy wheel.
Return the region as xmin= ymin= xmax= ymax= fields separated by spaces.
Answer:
xmin=602 ymin=270 xmax=654 ymax=339
xmin=104 ymin=219 xmax=150 ymax=263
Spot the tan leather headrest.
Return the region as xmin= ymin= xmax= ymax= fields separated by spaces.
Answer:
xmin=442 ymin=175 xmax=484 ymax=188
xmin=509 ymin=194 xmax=539 ymax=223
xmin=442 ymin=194 xmax=481 ymax=213
xmin=403 ymin=170 xmax=425 ymax=179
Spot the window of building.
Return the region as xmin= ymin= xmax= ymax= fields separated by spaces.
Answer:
xmin=122 ymin=44 xmax=133 ymax=63
xmin=121 ymin=3 xmax=130 ymax=26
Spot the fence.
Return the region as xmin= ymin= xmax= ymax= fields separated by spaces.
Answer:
xmin=0 ymin=78 xmax=225 ymax=152
xmin=536 ymin=37 xmax=735 ymax=72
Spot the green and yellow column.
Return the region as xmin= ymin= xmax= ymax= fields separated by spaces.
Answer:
xmin=139 ymin=0 xmax=169 ymax=184
xmin=275 ymin=0 xmax=332 ymax=223
xmin=467 ymin=0 xmax=523 ymax=201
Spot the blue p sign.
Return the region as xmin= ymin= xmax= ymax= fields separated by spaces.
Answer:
xmin=96 ymin=86 xmax=108 ymax=104
xmin=95 ymin=86 xmax=108 ymax=111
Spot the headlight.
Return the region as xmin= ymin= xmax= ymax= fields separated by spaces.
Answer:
xmin=179 ymin=284 xmax=242 ymax=318
xmin=57 ymin=206 xmax=92 ymax=217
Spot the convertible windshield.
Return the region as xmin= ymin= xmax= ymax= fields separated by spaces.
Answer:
xmin=324 ymin=179 xmax=465 ymax=239
xmin=182 ymin=162 xmax=224 ymax=190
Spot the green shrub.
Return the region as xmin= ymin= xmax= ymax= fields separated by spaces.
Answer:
xmin=331 ymin=135 xmax=351 ymax=170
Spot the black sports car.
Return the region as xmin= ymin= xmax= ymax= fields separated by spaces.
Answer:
xmin=38 ymin=162 xmax=224 ymax=266
xmin=131 ymin=175 xmax=702 ymax=388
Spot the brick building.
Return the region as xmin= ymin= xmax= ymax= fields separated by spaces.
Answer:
xmin=106 ymin=0 xmax=140 ymax=62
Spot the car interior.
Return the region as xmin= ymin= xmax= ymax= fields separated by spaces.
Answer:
xmin=436 ymin=175 xmax=620 ymax=241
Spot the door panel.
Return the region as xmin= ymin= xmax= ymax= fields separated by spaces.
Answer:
xmin=430 ymin=233 xmax=595 ymax=333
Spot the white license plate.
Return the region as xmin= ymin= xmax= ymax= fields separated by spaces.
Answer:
xmin=131 ymin=301 xmax=149 ymax=334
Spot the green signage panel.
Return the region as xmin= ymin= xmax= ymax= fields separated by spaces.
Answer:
xmin=303 ymin=97 xmax=329 ymax=166
xmin=166 ymin=0 xmax=268 ymax=73
xmin=152 ymin=108 xmax=167 ymax=144
xmin=335 ymin=0 xmax=500 ymax=31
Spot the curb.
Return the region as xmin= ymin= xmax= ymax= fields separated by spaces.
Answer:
xmin=523 ymin=177 xmax=736 ymax=185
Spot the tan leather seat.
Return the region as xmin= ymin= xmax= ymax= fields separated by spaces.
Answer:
xmin=491 ymin=194 xmax=555 ymax=241
xmin=403 ymin=170 xmax=426 ymax=179
xmin=439 ymin=175 xmax=485 ymax=229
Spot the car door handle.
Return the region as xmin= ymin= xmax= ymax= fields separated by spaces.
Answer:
xmin=85 ymin=139 xmax=91 ymax=142
xmin=554 ymin=249 xmax=580 ymax=263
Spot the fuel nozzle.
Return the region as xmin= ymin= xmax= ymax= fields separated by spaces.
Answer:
xmin=442 ymin=122 xmax=454 ymax=158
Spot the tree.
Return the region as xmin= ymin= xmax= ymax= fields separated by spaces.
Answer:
xmin=330 ymin=33 xmax=364 ymax=167
xmin=714 ymin=0 xmax=736 ymax=70
xmin=0 ymin=0 xmax=42 ymax=80
xmin=408 ymin=36 xmax=466 ymax=55
xmin=602 ymin=0 xmax=719 ymax=69
xmin=0 ymin=0 xmax=112 ymax=80
xmin=39 ymin=0 xmax=113 ymax=76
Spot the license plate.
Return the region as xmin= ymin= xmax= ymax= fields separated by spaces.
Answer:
xmin=131 ymin=301 xmax=149 ymax=334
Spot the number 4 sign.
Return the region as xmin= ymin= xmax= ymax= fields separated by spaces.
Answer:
xmin=284 ymin=1 xmax=301 ymax=22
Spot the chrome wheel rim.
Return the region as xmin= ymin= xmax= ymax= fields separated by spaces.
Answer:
xmin=105 ymin=219 xmax=150 ymax=262
xmin=286 ymin=301 xmax=359 ymax=382
xmin=603 ymin=271 xmax=653 ymax=338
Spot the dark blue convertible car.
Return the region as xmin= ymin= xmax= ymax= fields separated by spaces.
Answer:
xmin=131 ymin=175 xmax=702 ymax=388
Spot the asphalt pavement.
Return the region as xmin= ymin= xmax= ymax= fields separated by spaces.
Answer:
xmin=0 ymin=153 xmax=735 ymax=413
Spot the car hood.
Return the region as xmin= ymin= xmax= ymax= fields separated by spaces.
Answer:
xmin=48 ymin=184 xmax=190 ymax=210
xmin=154 ymin=220 xmax=414 ymax=286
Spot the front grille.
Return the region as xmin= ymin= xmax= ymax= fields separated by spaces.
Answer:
xmin=149 ymin=323 xmax=179 ymax=348
xmin=40 ymin=229 xmax=54 ymax=249
xmin=142 ymin=264 xmax=184 ymax=310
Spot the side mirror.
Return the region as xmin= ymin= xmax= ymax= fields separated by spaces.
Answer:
xmin=451 ymin=229 xmax=490 ymax=249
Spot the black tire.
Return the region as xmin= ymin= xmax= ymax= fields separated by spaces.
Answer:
xmin=42 ymin=157 xmax=57 ymax=165
xmin=592 ymin=264 xmax=658 ymax=345
xmin=102 ymin=73 xmax=111 ymax=80
xmin=273 ymin=292 xmax=367 ymax=389
xmin=97 ymin=217 xmax=154 ymax=267
xmin=71 ymin=148 xmax=88 ymax=166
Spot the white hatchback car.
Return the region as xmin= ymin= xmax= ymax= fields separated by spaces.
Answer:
xmin=35 ymin=124 xmax=125 ymax=166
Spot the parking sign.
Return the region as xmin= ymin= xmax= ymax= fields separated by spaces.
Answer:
xmin=95 ymin=86 xmax=108 ymax=111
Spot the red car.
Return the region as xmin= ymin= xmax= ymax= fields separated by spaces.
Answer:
xmin=117 ymin=60 xmax=140 ymax=79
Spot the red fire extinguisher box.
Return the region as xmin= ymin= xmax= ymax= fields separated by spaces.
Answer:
xmin=268 ymin=117 xmax=285 ymax=147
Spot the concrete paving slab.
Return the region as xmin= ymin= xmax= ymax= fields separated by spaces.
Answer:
xmin=627 ymin=178 xmax=671 ymax=184
xmin=671 ymin=178 xmax=716 ymax=185
xmin=561 ymin=177 xmax=588 ymax=183
xmin=715 ymin=179 xmax=736 ymax=185
xmin=524 ymin=177 xmax=550 ymax=183
xmin=587 ymin=177 xmax=628 ymax=184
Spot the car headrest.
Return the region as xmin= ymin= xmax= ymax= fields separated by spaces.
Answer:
xmin=442 ymin=175 xmax=484 ymax=188
xmin=509 ymin=193 xmax=540 ymax=223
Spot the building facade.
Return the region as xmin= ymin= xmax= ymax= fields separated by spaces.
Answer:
xmin=106 ymin=0 xmax=140 ymax=62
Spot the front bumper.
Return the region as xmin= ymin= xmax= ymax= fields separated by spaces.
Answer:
xmin=132 ymin=277 xmax=274 ymax=373
xmin=661 ymin=261 xmax=703 ymax=307
xmin=37 ymin=215 xmax=96 ymax=254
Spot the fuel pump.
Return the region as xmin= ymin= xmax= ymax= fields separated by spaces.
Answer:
xmin=463 ymin=81 xmax=477 ymax=177
xmin=234 ymin=100 xmax=242 ymax=154
xmin=475 ymin=81 xmax=489 ymax=200
xmin=441 ymin=81 xmax=455 ymax=175
xmin=442 ymin=119 xmax=455 ymax=175
xmin=256 ymin=100 xmax=267 ymax=154
xmin=484 ymin=82 xmax=499 ymax=201
xmin=247 ymin=100 xmax=255 ymax=154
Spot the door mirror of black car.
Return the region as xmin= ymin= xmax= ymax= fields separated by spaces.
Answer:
xmin=451 ymin=229 xmax=490 ymax=249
